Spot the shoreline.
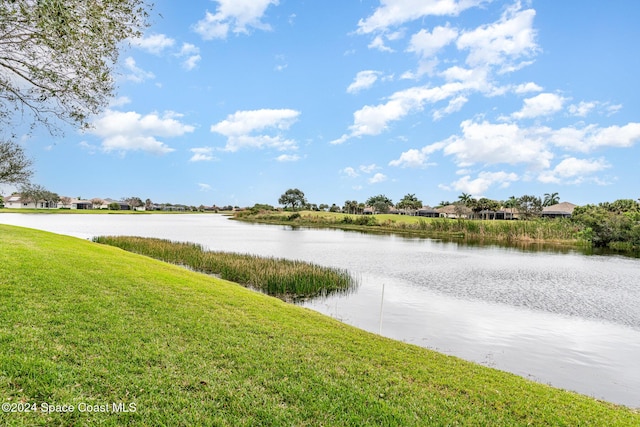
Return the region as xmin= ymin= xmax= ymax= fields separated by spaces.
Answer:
xmin=1 ymin=223 xmax=638 ymax=425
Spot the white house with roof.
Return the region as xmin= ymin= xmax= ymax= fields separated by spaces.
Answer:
xmin=3 ymin=194 xmax=58 ymax=209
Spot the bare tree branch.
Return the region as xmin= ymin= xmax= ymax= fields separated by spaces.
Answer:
xmin=0 ymin=0 xmax=151 ymax=134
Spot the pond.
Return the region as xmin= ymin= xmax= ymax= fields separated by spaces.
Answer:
xmin=2 ymin=213 xmax=639 ymax=408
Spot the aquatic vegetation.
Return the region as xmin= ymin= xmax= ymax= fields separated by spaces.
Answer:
xmin=237 ymin=211 xmax=582 ymax=245
xmin=93 ymin=236 xmax=357 ymax=300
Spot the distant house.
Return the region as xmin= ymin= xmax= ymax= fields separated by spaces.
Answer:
xmin=70 ymin=198 xmax=93 ymax=210
xmin=476 ymin=209 xmax=500 ymax=220
xmin=100 ymin=199 xmax=131 ymax=210
xmin=4 ymin=195 xmax=25 ymax=208
xmin=542 ymin=202 xmax=577 ymax=219
xmin=3 ymin=194 xmax=58 ymax=209
xmin=436 ymin=204 xmax=468 ymax=219
xmin=417 ymin=206 xmax=439 ymax=218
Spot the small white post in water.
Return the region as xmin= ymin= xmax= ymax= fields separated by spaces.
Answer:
xmin=379 ymin=282 xmax=385 ymax=335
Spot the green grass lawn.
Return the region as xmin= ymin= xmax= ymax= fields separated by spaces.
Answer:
xmin=1 ymin=225 xmax=638 ymax=426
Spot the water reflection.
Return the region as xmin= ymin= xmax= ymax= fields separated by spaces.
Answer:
xmin=1 ymin=213 xmax=639 ymax=407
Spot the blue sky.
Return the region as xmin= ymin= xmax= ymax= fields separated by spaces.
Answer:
xmin=8 ymin=0 xmax=640 ymax=207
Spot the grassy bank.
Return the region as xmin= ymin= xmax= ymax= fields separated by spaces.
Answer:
xmin=1 ymin=225 xmax=638 ymax=426
xmin=92 ymin=236 xmax=356 ymax=300
xmin=235 ymin=210 xmax=582 ymax=246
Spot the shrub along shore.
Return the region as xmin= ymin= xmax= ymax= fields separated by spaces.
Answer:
xmin=235 ymin=210 xmax=584 ymax=246
xmin=1 ymin=224 xmax=639 ymax=426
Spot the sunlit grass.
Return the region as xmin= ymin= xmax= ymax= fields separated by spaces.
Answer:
xmin=92 ymin=236 xmax=357 ymax=300
xmin=1 ymin=225 xmax=639 ymax=426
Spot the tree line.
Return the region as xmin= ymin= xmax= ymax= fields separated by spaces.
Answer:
xmin=277 ymin=188 xmax=562 ymax=218
xmin=272 ymin=188 xmax=639 ymax=251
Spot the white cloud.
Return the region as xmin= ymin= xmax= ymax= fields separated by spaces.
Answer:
xmin=342 ymin=167 xmax=359 ymax=178
xmin=183 ymin=55 xmax=202 ymax=70
xmin=89 ymin=110 xmax=195 ymax=155
xmin=456 ymin=3 xmax=538 ymax=72
xmin=332 ymin=82 xmax=466 ymax=143
xmin=369 ymin=172 xmax=388 ymax=184
xmin=405 ymin=119 xmax=640 ymax=184
xmin=548 ymin=122 xmax=640 ymax=152
xmin=194 ymin=0 xmax=279 ymax=40
xmin=357 ymin=0 xmax=487 ymax=34
xmin=190 ymin=147 xmax=216 ymax=162
xmin=406 ymin=25 xmax=459 ymax=77
xmin=179 ymin=43 xmax=200 ymax=56
xmin=131 ymin=35 xmax=200 ymax=70
xmin=606 ymin=104 xmax=623 ymax=116
xmin=538 ymin=157 xmax=610 ymax=184
xmin=568 ymin=101 xmax=596 ymax=117
xmin=368 ymin=35 xmax=394 ymax=52
xmin=274 ymin=54 xmax=288 ymax=71
xmin=433 ymin=95 xmax=468 ymax=120
xmin=132 ymin=33 xmax=175 ymax=55
xmin=359 ymin=164 xmax=379 ymax=174
xmin=198 ymin=183 xmax=212 ymax=191
xmin=109 ymin=96 xmax=132 ymax=108
xmin=389 ymin=149 xmax=426 ymax=168
xmin=338 ymin=4 xmax=542 ymax=145
xmin=449 ymin=171 xmax=519 ymax=196
xmin=211 ymin=108 xmax=300 ymax=152
xmin=440 ymin=65 xmax=492 ymax=94
xmin=514 ymin=82 xmax=543 ymax=94
xmin=389 ymin=142 xmax=445 ymax=168
xmin=276 ymin=154 xmax=300 ymax=162
xmin=512 ymin=93 xmax=566 ymax=119
xmin=177 ymin=43 xmax=201 ymax=70
xmin=78 ymin=141 xmax=98 ymax=154
xmin=122 ymin=57 xmax=155 ymax=83
xmin=442 ymin=120 xmax=553 ymax=169
xmin=212 ymin=109 xmax=299 ymax=135
xmin=407 ymin=25 xmax=458 ymax=60
xmin=347 ymin=70 xmax=382 ymax=94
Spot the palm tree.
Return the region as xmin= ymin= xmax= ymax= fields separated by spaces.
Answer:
xmin=346 ymin=200 xmax=358 ymax=214
xmin=458 ymin=192 xmax=472 ymax=205
xmin=504 ymin=196 xmax=518 ymax=220
xmin=543 ymin=192 xmax=560 ymax=207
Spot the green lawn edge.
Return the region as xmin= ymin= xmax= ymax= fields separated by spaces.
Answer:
xmin=1 ymin=224 xmax=637 ymax=426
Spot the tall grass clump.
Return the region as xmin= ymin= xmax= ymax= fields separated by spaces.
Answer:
xmin=93 ymin=236 xmax=357 ymax=300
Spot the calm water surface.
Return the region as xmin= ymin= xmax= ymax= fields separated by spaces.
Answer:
xmin=2 ymin=213 xmax=639 ymax=407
